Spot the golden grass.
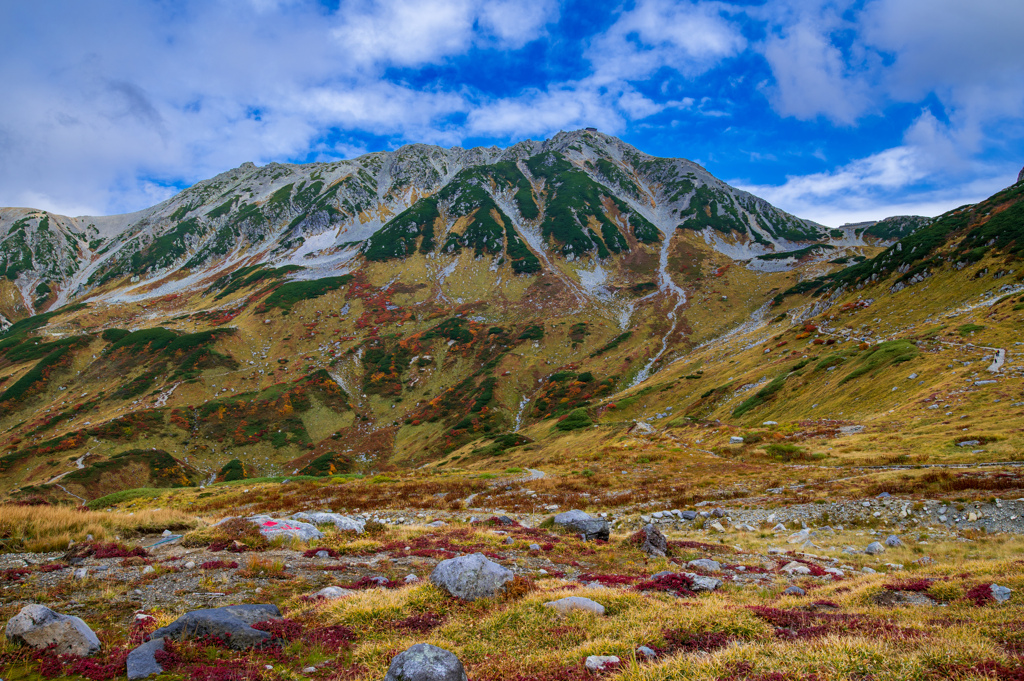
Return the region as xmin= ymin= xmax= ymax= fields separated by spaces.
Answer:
xmin=0 ymin=504 xmax=198 ymax=552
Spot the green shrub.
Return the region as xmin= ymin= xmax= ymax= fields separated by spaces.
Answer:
xmin=555 ymin=408 xmax=593 ymax=431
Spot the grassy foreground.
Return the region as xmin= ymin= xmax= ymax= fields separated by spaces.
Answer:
xmin=0 ymin=498 xmax=1022 ymax=681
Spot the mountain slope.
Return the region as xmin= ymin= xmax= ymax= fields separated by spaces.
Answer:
xmin=0 ymin=130 xmax=939 ymax=502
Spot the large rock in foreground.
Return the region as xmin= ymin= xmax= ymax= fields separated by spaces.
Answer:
xmin=385 ymin=643 xmax=468 ymax=681
xmin=430 ymin=553 xmax=514 ymax=601
xmin=149 ymin=604 xmax=281 ymax=649
xmin=6 ymin=604 xmax=101 ymax=657
xmin=553 ymin=510 xmax=610 ymax=541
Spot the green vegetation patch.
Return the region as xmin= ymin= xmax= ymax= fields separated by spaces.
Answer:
xmin=839 ymin=340 xmax=919 ymax=384
xmin=733 ymin=375 xmax=788 ymax=417
xmin=554 ymin=407 xmax=593 ymax=431
xmin=260 ymin=275 xmax=353 ymax=313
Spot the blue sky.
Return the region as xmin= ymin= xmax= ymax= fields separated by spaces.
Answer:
xmin=1 ymin=0 xmax=1022 ymax=226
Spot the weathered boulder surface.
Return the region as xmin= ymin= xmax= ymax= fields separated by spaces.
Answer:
xmin=127 ymin=637 xmax=165 ymax=679
xmin=247 ymin=515 xmax=323 ymax=541
xmin=543 ymin=597 xmax=606 ymax=615
xmin=384 ymin=643 xmax=468 ymax=681
xmin=635 ymin=524 xmax=668 ymax=557
xmin=291 ymin=511 xmax=365 ymax=533
xmin=552 ymin=510 xmax=610 ymax=541
xmin=149 ymin=604 xmax=281 ymax=649
xmin=430 ymin=553 xmax=514 ymax=601
xmin=5 ymin=604 xmax=101 ymax=657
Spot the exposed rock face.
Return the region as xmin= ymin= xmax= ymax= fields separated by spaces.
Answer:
xmin=149 ymin=604 xmax=281 ymax=650
xmin=552 ymin=510 xmax=610 ymax=541
xmin=1018 ymin=166 xmax=1024 ymax=184
xmin=430 ymin=553 xmax=514 ymax=601
xmin=5 ymin=604 xmax=102 ymax=657
xmin=127 ymin=637 xmax=165 ymax=679
xmin=384 ymin=643 xmax=468 ymax=681
xmin=635 ymin=524 xmax=668 ymax=557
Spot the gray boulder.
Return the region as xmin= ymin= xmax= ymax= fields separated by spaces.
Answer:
xmin=585 ymin=656 xmax=620 ymax=672
xmin=687 ymin=558 xmax=721 ymax=572
xmin=884 ymin=535 xmax=903 ymax=548
xmin=291 ymin=511 xmax=365 ymax=533
xmin=6 ymin=604 xmax=101 ymax=657
xmin=991 ymin=584 xmax=1012 ymax=603
xmin=150 ymin=604 xmax=281 ymax=649
xmin=636 ymin=524 xmax=668 ymax=557
xmin=312 ymin=587 xmax=352 ymax=600
xmin=543 ymin=597 xmax=605 ymax=615
xmin=681 ymin=510 xmax=697 ymax=521
xmin=127 ymin=638 xmax=165 ymax=679
xmin=552 ymin=510 xmax=609 ymax=541
xmin=784 ymin=585 xmax=806 ymax=596
xmin=430 ymin=553 xmax=514 ymax=601
xmin=865 ymin=541 xmax=886 ymax=555
xmin=385 ymin=643 xmax=468 ymax=681
xmin=682 ymin=572 xmax=722 ymax=592
xmin=247 ymin=515 xmax=323 ymax=541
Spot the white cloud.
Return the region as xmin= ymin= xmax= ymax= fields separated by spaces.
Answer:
xmin=761 ymin=19 xmax=873 ymax=124
xmin=736 ymin=111 xmax=1020 ymax=226
xmin=587 ymin=0 xmax=746 ymax=83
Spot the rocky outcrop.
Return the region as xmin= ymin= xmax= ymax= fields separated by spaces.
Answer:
xmin=5 ymin=604 xmax=102 ymax=657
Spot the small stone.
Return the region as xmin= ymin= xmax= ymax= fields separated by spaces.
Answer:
xmin=862 ymin=566 xmax=877 ymax=574
xmin=585 ymin=656 xmax=620 ymax=672
xmin=709 ymin=521 xmax=726 ymax=533
xmin=991 ymin=584 xmax=1012 ymax=603
xmin=865 ymin=542 xmax=885 ymax=555
xmin=884 ymin=535 xmax=903 ymax=548
xmin=687 ymin=559 xmax=721 ymax=572
xmin=73 ymin=568 xmax=89 ymax=580
xmin=184 ymin=561 xmax=196 ymax=569
xmin=784 ymin=586 xmax=806 ymax=596
xmin=385 ymin=643 xmax=468 ymax=681
xmin=788 ymin=529 xmax=810 ymax=544
xmin=315 ymin=550 xmax=330 ymax=558
xmin=543 ymin=597 xmax=605 ymax=616
xmin=161 ymin=529 xmax=172 ymax=537
xmin=404 ymin=574 xmax=420 ymax=584
xmin=303 ymin=667 xmax=317 ymax=674
xmin=150 ymin=604 xmax=281 ymax=649
xmin=637 ymin=646 xmax=657 ymax=659
xmin=552 ymin=510 xmax=610 ymax=541
xmin=781 ymin=562 xmax=811 ymax=575
xmin=313 ymin=587 xmax=351 ymax=600
xmin=142 ymin=566 xmax=155 ymax=575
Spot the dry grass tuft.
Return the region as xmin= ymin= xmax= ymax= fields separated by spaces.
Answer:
xmin=0 ymin=504 xmax=197 ymax=553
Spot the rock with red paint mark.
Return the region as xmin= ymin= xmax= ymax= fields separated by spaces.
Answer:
xmin=246 ymin=515 xmax=323 ymax=541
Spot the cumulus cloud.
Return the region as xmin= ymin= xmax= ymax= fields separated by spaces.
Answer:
xmin=587 ymin=0 xmax=746 ymax=83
